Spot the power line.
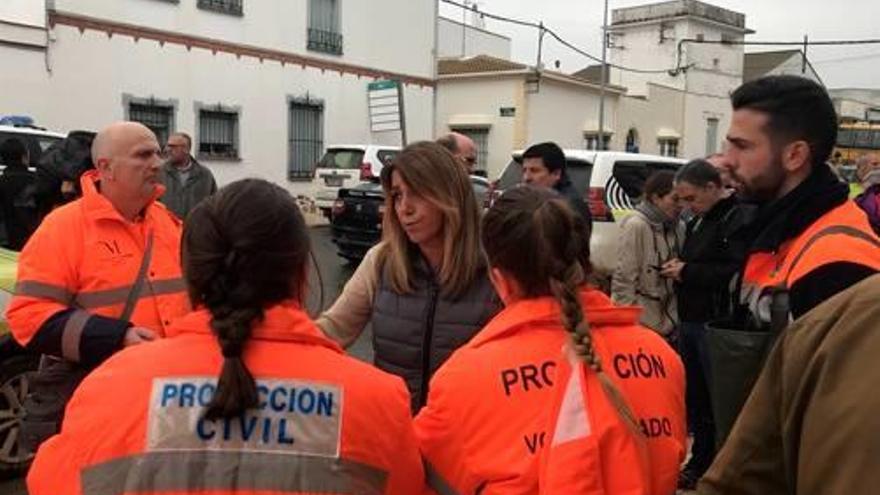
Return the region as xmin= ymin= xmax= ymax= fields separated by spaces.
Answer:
xmin=440 ymin=0 xmax=676 ymax=74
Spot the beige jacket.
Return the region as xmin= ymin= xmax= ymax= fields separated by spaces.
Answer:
xmin=611 ymin=206 xmax=681 ymax=335
xmin=316 ymin=245 xmax=381 ymax=347
xmin=699 ymin=273 xmax=880 ymax=495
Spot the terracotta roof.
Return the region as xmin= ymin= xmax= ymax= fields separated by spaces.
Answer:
xmin=743 ymin=50 xmax=801 ymax=82
xmin=438 ymin=55 xmax=527 ymax=75
xmin=572 ymin=64 xmax=610 ymax=84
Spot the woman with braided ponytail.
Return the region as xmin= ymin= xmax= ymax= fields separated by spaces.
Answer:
xmin=28 ymin=179 xmax=424 ymax=495
xmin=415 ymin=185 xmax=685 ymax=495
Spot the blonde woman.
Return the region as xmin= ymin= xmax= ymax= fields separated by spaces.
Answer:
xmin=317 ymin=141 xmax=498 ymax=414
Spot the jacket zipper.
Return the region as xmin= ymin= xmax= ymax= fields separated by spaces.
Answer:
xmin=418 ymin=280 xmax=440 ymax=410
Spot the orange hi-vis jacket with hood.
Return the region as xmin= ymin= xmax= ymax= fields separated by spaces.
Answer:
xmin=414 ymin=289 xmax=685 ymax=495
xmin=7 ymin=170 xmax=189 ymax=367
xmin=27 ymin=302 xmax=425 ymax=495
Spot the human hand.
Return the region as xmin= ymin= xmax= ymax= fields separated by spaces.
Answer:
xmin=660 ymin=259 xmax=685 ymax=281
xmin=123 ymin=326 xmax=157 ymax=347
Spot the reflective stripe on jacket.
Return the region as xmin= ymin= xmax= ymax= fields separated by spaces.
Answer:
xmin=7 ymin=170 xmax=189 ymax=363
xmin=739 ymin=201 xmax=880 ymax=329
xmin=414 ymin=289 xmax=685 ymax=495
xmin=27 ymin=303 xmax=425 ymax=495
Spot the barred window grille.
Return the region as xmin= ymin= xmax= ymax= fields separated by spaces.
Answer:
xmin=451 ymin=127 xmax=489 ymax=173
xmin=129 ymin=103 xmax=173 ymax=146
xmin=308 ymin=0 xmax=343 ymax=55
xmin=199 ymin=110 xmax=239 ymax=159
xmin=289 ymin=101 xmax=324 ymax=180
xmin=197 ymin=0 xmax=243 ymax=16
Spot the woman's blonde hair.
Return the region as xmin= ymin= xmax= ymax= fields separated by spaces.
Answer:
xmin=378 ymin=141 xmax=483 ymax=298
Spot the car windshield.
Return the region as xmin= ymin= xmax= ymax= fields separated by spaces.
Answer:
xmin=317 ymin=149 xmax=366 ymax=170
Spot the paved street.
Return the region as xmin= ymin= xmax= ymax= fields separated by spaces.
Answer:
xmin=0 ymin=225 xmax=370 ymax=494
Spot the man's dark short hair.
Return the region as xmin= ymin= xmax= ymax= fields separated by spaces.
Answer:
xmin=675 ymin=159 xmax=722 ymax=188
xmin=436 ymin=134 xmax=459 ymax=154
xmin=731 ymin=75 xmax=837 ymax=168
xmin=522 ymin=142 xmax=566 ymax=174
xmin=0 ymin=138 xmax=27 ymax=166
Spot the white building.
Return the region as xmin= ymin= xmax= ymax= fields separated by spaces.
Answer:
xmin=743 ymin=50 xmax=823 ymax=86
xmin=607 ymin=0 xmax=752 ymax=159
xmin=830 ymin=88 xmax=880 ymax=123
xmin=437 ymin=55 xmax=625 ymax=179
xmin=437 ymin=16 xmax=511 ymax=60
xmin=0 ymin=0 xmax=436 ymax=195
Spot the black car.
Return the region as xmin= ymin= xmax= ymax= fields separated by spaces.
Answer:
xmin=330 ymin=177 xmax=491 ymax=261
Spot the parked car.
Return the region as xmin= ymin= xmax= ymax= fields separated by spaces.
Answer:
xmin=0 ymin=247 xmax=38 ymax=477
xmin=0 ymin=117 xmax=66 ymax=166
xmin=330 ymin=176 xmax=491 ymax=261
xmin=312 ymin=145 xmax=400 ymax=218
xmin=494 ymin=150 xmax=686 ymax=278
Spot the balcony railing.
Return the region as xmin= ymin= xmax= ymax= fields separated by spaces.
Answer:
xmin=307 ymin=28 xmax=343 ymax=55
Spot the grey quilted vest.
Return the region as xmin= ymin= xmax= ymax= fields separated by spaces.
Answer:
xmin=371 ymin=259 xmax=499 ymax=414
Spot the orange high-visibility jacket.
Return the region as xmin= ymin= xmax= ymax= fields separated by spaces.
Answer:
xmin=28 ymin=303 xmax=425 ymax=495
xmin=414 ymin=289 xmax=685 ymax=495
xmin=739 ymin=201 xmax=880 ymax=328
xmin=7 ymin=170 xmax=189 ymax=365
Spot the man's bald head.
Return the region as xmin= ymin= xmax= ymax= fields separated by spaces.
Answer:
xmin=92 ymin=121 xmax=158 ymax=164
xmin=437 ymin=132 xmax=477 ymax=173
xmin=91 ymin=121 xmax=163 ymax=220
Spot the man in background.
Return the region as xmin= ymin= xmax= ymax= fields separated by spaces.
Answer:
xmin=159 ymin=132 xmax=216 ymax=219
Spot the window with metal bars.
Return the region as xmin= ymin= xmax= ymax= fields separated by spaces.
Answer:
xmin=289 ymin=101 xmax=324 ymax=180
xmin=308 ymin=0 xmax=342 ymax=55
xmin=129 ymin=103 xmax=174 ymax=146
xmin=197 ymin=0 xmax=243 ymax=16
xmin=198 ymin=110 xmax=239 ymax=159
xmin=451 ymin=127 xmax=489 ymax=173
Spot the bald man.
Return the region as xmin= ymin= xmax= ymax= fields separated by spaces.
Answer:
xmin=8 ymin=121 xmax=190 ymax=451
xmin=437 ymin=132 xmax=478 ymax=174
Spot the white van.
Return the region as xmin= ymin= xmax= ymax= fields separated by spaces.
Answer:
xmin=495 ymin=150 xmax=686 ymax=278
xmin=312 ymin=145 xmax=400 ymax=218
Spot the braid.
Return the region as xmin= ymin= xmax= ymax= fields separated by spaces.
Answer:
xmin=548 ymin=257 xmax=642 ymax=437
xmin=202 ymin=270 xmax=264 ymax=420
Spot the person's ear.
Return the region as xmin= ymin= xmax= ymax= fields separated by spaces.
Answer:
xmin=95 ymin=157 xmax=114 ymax=181
xmin=489 ymin=267 xmax=521 ymax=306
xmin=781 ymin=140 xmax=811 ymax=174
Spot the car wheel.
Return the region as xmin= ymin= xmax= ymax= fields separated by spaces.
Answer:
xmin=0 ymin=354 xmax=39 ymax=477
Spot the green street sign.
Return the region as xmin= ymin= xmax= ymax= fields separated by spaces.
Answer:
xmin=368 ymin=80 xmax=398 ymax=91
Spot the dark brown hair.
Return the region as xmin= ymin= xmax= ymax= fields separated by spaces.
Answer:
xmin=183 ymin=178 xmax=310 ymax=420
xmin=482 ymin=185 xmax=639 ymax=432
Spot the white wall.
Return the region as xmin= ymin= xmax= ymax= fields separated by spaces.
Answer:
xmin=609 ymin=16 xmax=744 ymax=97
xmin=618 ymin=84 xmax=686 ymax=156
xmin=436 ymin=76 xmax=519 ymax=179
xmin=526 ymin=78 xmax=620 ymax=151
xmin=1 ymin=1 xmax=436 ymax=198
xmin=0 ymin=0 xmax=45 ymax=27
xmin=682 ymin=93 xmax=731 ymax=159
xmin=51 ymin=0 xmax=435 ymax=79
xmin=437 ymin=17 xmax=511 ymax=59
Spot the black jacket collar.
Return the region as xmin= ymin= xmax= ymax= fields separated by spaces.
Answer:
xmin=746 ymin=163 xmax=848 ymax=253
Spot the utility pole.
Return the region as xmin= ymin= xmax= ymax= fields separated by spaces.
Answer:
xmin=802 ymin=34 xmax=808 ymax=74
xmin=598 ymin=0 xmax=609 ymax=150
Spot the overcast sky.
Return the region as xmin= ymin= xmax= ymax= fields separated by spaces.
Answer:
xmin=439 ymin=0 xmax=880 ymax=89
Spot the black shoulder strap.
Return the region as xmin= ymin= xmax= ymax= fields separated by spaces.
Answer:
xmin=120 ymin=231 xmax=154 ymax=322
